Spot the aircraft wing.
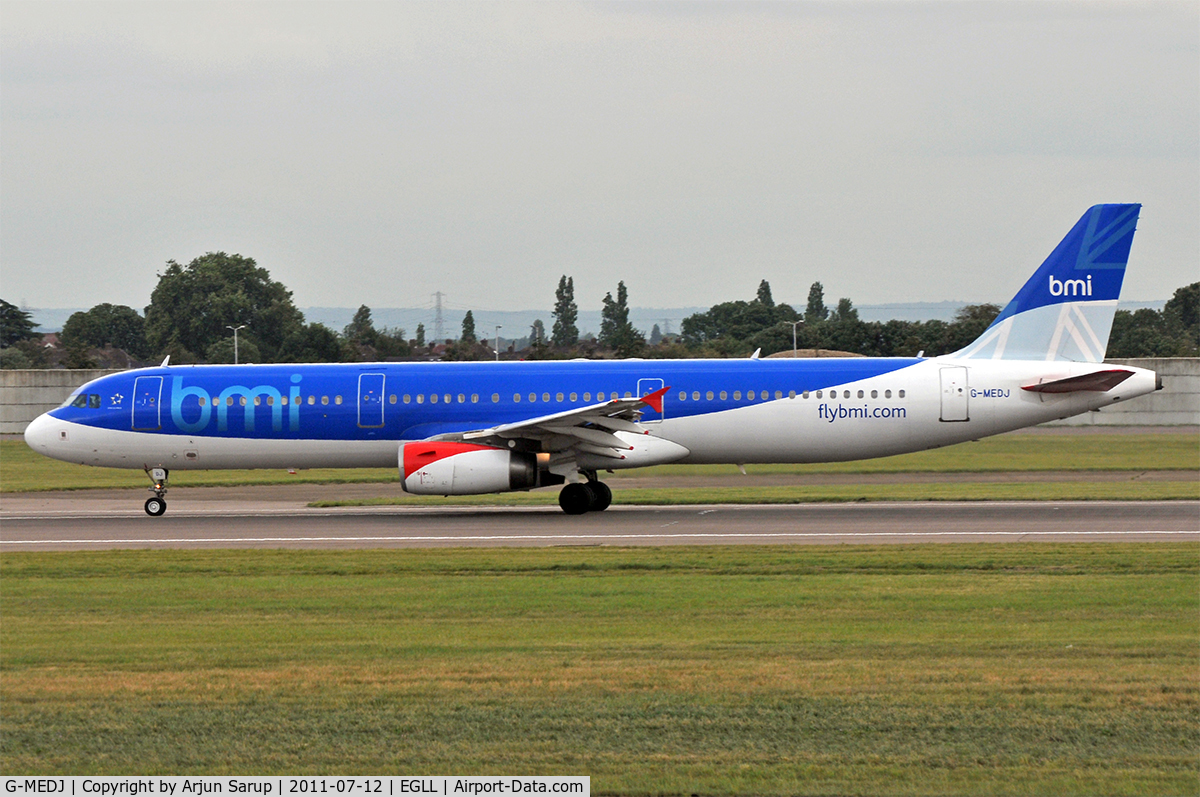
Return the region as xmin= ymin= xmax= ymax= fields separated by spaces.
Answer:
xmin=427 ymin=385 xmax=671 ymax=460
xmin=1021 ymin=369 xmax=1135 ymax=394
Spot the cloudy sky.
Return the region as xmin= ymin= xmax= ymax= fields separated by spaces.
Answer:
xmin=2 ymin=1 xmax=1196 ymax=320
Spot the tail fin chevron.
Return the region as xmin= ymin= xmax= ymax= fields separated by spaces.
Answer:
xmin=955 ymin=204 xmax=1141 ymax=362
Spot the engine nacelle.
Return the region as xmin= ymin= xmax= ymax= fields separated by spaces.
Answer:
xmin=400 ymin=442 xmax=539 ymax=495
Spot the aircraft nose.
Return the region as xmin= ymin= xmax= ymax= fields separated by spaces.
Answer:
xmin=23 ymin=412 xmax=60 ymax=455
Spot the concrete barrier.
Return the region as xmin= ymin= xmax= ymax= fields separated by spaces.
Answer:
xmin=2 ymin=359 xmax=1197 ymax=435
xmin=1 ymin=369 xmax=125 ymax=435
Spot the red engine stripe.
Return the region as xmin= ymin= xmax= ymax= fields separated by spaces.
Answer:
xmin=402 ymin=442 xmax=499 ymax=480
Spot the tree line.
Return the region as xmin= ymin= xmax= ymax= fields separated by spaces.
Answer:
xmin=1 ymin=251 xmax=1196 ymax=368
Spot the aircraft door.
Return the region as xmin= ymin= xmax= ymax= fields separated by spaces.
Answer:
xmin=637 ymin=378 xmax=665 ymax=423
xmin=939 ymin=366 xmax=969 ymax=422
xmin=358 ymin=373 xmax=386 ymax=428
xmin=132 ymin=376 xmax=163 ymax=431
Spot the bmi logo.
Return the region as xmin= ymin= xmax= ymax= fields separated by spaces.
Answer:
xmin=1049 ymin=274 xmax=1092 ymax=297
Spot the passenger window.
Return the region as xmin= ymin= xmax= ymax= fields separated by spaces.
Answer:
xmin=240 ymin=397 xmax=247 ymax=406
xmin=899 ymin=389 xmax=906 ymax=398
xmin=802 ymin=391 xmax=809 ymax=399
xmin=390 ymin=395 xmax=397 ymax=404
xmin=444 ymin=394 xmax=451 ymax=404
xmin=746 ymin=391 xmax=755 ymax=400
xmin=543 ymin=393 xmax=551 ymax=403
xmin=267 ymin=396 xmax=275 ymax=406
xmin=871 ymin=390 xmax=878 ymax=399
xmin=431 ymin=394 xmax=439 ymax=404
xmin=491 ymin=393 xmax=499 ymax=403
xmin=583 ymin=392 xmax=591 ymax=402
xmin=788 ymin=390 xmax=795 ymax=399
xmin=417 ymin=395 xmax=424 ymax=404
xmin=457 ymin=394 xmax=465 ymax=404
xmin=198 ymin=396 xmax=207 ymax=407
xmin=624 ymin=392 xmax=632 ymax=398
xmin=404 ymin=395 xmax=411 ymax=404
xmin=282 ymin=396 xmax=289 ymax=405
xmin=775 ymin=391 xmax=782 ymax=400
xmin=720 ymin=391 xmax=728 ymax=400
xmin=529 ymin=393 xmax=537 ymax=403
xmin=471 ymin=394 xmax=479 ymax=403
xmin=884 ymin=390 xmax=891 ymax=398
xmin=692 ymin=391 xmax=700 ymax=401
xmin=514 ymin=394 xmax=521 ymax=403
xmin=556 ymin=392 xmax=564 ymax=402
xmin=679 ymin=391 xmax=687 ymax=401
xmin=734 ymin=391 xmax=742 ymax=400
xmin=707 ymin=391 xmax=714 ymax=400
xmin=857 ymin=390 xmax=864 ymax=399
xmin=815 ymin=390 xmax=822 ymax=399
xmin=321 ymin=396 xmax=329 ymax=405
xmin=570 ymin=392 xmax=577 ymax=402
xmin=308 ymin=396 xmax=315 ymax=405
xmin=253 ymin=396 xmax=261 ymax=406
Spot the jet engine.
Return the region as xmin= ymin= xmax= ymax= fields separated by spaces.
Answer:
xmin=400 ymin=441 xmax=548 ymax=495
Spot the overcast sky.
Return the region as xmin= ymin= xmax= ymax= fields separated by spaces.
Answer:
xmin=2 ymin=1 xmax=1196 ymax=320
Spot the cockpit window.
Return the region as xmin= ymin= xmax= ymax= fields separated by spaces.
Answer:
xmin=88 ymin=394 xmax=101 ymax=408
xmin=70 ymin=393 xmax=88 ymax=408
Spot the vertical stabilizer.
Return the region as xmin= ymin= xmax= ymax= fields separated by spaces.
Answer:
xmin=954 ymin=204 xmax=1140 ymax=362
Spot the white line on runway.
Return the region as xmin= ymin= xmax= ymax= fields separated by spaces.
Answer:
xmin=2 ymin=530 xmax=1196 ymax=545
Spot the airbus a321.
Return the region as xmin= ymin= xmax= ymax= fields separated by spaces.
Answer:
xmin=24 ymin=204 xmax=1160 ymax=515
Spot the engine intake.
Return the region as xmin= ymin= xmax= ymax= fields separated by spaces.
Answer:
xmin=400 ymin=442 xmax=540 ymax=495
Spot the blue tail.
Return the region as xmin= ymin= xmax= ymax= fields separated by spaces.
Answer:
xmin=955 ymin=204 xmax=1141 ymax=362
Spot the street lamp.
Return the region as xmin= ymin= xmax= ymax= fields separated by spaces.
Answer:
xmin=494 ymin=326 xmax=503 ymax=361
xmin=226 ymin=324 xmax=247 ymax=364
xmin=791 ymin=320 xmax=804 ymax=358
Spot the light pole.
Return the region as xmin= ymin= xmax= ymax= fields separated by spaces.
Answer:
xmin=494 ymin=326 xmax=502 ymax=361
xmin=226 ymin=324 xmax=247 ymax=364
xmin=791 ymin=320 xmax=804 ymax=358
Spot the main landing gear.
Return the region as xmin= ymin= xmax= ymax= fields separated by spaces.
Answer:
xmin=143 ymin=466 xmax=169 ymax=516
xmin=558 ymin=477 xmax=612 ymax=515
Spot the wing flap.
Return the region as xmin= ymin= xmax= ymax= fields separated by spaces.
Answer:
xmin=1021 ymin=369 xmax=1134 ymax=394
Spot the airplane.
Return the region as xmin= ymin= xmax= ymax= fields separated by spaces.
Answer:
xmin=24 ymin=204 xmax=1161 ymax=516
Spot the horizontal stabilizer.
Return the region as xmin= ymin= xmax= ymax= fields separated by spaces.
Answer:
xmin=1021 ymin=369 xmax=1134 ymax=394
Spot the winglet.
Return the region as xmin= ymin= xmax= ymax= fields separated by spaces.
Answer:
xmin=639 ymin=385 xmax=671 ymax=414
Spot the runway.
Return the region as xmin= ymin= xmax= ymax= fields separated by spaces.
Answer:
xmin=1 ymin=493 xmax=1196 ymax=550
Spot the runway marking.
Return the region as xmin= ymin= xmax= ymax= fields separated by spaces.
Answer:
xmin=2 ymin=530 xmax=1196 ymax=546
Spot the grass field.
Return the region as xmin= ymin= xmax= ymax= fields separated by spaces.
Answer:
xmin=2 ymin=545 xmax=1197 ymax=795
xmin=2 ymin=433 xmax=1198 ymax=494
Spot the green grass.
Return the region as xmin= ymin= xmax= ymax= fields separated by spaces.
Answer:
xmin=2 ymin=545 xmax=1197 ymax=795
xmin=2 ymin=433 xmax=1197 ymax=493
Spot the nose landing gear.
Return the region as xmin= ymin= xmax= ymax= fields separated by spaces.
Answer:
xmin=143 ymin=466 xmax=169 ymax=516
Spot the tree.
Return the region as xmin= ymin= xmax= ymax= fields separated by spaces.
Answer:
xmin=598 ymin=281 xmax=645 ymax=357
xmin=60 ymin=303 xmax=149 ymax=359
xmin=551 ymin=275 xmax=579 ymax=347
xmin=343 ymin=305 xmax=378 ymax=347
xmin=805 ymin=282 xmax=828 ymax=323
xmin=756 ymin=280 xmax=774 ymax=308
xmin=278 ymin=323 xmax=344 ymax=363
xmin=461 ymin=310 xmax=477 ymax=343
xmin=0 ymin=299 xmax=38 ymax=348
xmin=530 ymin=319 xmax=546 ymax=346
xmin=649 ymin=323 xmax=663 ymax=345
xmin=1163 ymin=281 xmax=1199 ymax=352
xmin=834 ymin=297 xmax=858 ymax=322
xmin=415 ymin=323 xmax=426 ymax=348
xmin=143 ymin=252 xmax=304 ymax=362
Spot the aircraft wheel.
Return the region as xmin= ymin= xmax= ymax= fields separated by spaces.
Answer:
xmin=588 ymin=481 xmax=612 ymax=512
xmin=144 ymin=497 xmax=167 ymax=517
xmin=559 ymin=483 xmax=594 ymax=515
